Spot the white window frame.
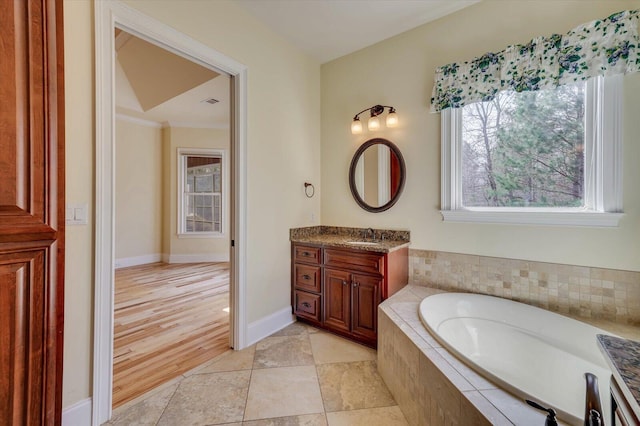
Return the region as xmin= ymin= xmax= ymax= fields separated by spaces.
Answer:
xmin=440 ymin=75 xmax=624 ymax=227
xmin=177 ymin=148 xmax=228 ymax=237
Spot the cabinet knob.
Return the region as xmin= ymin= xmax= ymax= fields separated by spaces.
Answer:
xmin=342 ymin=280 xmax=347 ymax=286
xmin=301 ymin=302 xmax=311 ymax=308
xmin=302 ymin=251 xmax=310 ymax=257
xmin=353 ymin=282 xmax=358 ymax=287
xmin=302 ymin=274 xmax=311 ymax=280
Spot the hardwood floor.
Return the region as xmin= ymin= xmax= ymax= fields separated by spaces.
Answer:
xmin=113 ymin=262 xmax=230 ymax=408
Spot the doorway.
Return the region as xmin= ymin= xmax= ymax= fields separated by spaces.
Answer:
xmin=94 ymin=2 xmax=248 ymax=424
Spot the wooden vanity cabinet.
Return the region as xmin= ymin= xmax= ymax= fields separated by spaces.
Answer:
xmin=292 ymin=245 xmax=323 ymax=325
xmin=610 ymin=378 xmax=640 ymax=426
xmin=292 ymin=243 xmax=408 ymax=347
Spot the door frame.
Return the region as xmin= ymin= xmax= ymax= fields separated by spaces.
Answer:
xmin=94 ymin=1 xmax=248 ymax=424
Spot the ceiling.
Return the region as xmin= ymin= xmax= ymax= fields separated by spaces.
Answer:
xmin=115 ymin=31 xmax=230 ymax=128
xmin=115 ymin=1 xmax=479 ymax=127
xmin=235 ymin=0 xmax=480 ymax=63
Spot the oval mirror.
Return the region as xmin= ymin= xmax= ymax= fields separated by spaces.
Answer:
xmin=349 ymin=138 xmax=406 ymax=212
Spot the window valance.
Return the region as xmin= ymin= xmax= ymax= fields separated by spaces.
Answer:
xmin=430 ymin=10 xmax=639 ymax=112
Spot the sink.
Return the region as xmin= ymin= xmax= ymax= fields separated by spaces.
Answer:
xmin=345 ymin=241 xmax=380 ymax=246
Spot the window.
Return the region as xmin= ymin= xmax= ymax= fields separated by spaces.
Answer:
xmin=178 ymin=149 xmax=225 ymax=236
xmin=441 ymin=76 xmax=623 ymax=227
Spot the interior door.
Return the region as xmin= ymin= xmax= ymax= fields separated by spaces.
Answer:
xmin=0 ymin=0 xmax=65 ymax=423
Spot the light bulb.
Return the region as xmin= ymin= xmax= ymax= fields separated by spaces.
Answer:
xmin=386 ymin=111 xmax=398 ymax=127
xmin=351 ymin=118 xmax=363 ymax=134
xmin=368 ymin=116 xmax=380 ymax=131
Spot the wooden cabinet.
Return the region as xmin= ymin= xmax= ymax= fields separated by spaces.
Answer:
xmin=351 ymin=273 xmax=382 ymax=342
xmin=0 ymin=0 xmax=65 ymax=424
xmin=292 ymin=243 xmax=407 ymax=347
xmin=324 ymin=268 xmax=351 ymax=332
xmin=610 ymin=378 xmax=640 ymax=426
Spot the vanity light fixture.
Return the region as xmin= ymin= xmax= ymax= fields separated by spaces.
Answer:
xmin=351 ymin=105 xmax=398 ymax=134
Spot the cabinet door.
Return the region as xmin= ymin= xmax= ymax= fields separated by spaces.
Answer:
xmin=324 ymin=268 xmax=351 ymax=332
xmin=0 ymin=0 xmax=65 ymax=424
xmin=351 ymin=273 xmax=382 ymax=342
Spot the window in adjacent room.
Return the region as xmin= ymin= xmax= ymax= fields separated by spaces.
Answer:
xmin=441 ymin=75 xmax=623 ymax=227
xmin=178 ymin=149 xmax=224 ymax=235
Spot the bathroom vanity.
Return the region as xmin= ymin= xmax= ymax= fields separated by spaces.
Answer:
xmin=597 ymin=335 xmax=640 ymax=426
xmin=291 ymin=226 xmax=409 ymax=347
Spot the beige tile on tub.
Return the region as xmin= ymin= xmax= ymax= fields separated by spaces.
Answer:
xmin=309 ymin=332 xmax=376 ymax=364
xmin=244 ymin=365 xmax=324 ymax=420
xmin=156 ymin=370 xmax=251 ymax=426
xmin=481 ymin=388 xmax=565 ymax=426
xmin=325 ymin=406 xmax=408 ymax=426
xmin=317 ymin=360 xmax=396 ymax=412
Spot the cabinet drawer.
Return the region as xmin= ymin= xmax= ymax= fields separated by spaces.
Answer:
xmin=293 ymin=245 xmax=321 ymax=265
xmin=324 ymin=248 xmax=384 ymax=275
xmin=294 ymin=290 xmax=321 ymax=322
xmin=294 ymin=264 xmax=321 ymax=293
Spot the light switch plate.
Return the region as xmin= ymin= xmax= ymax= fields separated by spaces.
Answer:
xmin=66 ymin=203 xmax=88 ymax=225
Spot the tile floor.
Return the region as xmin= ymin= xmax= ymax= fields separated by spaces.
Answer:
xmin=104 ymin=322 xmax=409 ymax=426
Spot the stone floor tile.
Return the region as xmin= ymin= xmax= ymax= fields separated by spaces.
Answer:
xmin=316 ymin=360 xmax=396 ymax=412
xmin=156 ymin=370 xmax=251 ymax=426
xmin=325 ymin=406 xmax=408 ymax=426
xmin=309 ymin=332 xmax=376 ymax=364
xmin=270 ymin=322 xmax=312 ymax=337
xmin=104 ymin=382 xmax=178 ymax=426
xmin=243 ymin=413 xmax=328 ymax=425
xmin=244 ymin=366 xmax=324 ymax=420
xmin=188 ymin=344 xmax=256 ymax=374
xmin=253 ymin=334 xmax=314 ymax=369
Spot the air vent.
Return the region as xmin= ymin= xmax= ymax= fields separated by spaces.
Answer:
xmin=201 ymin=97 xmax=219 ymax=105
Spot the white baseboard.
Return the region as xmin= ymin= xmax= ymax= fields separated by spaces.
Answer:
xmin=162 ymin=253 xmax=229 ymax=263
xmin=114 ymin=253 xmax=162 ymax=269
xmin=62 ymin=397 xmax=92 ymax=426
xmin=247 ymin=306 xmax=295 ymax=346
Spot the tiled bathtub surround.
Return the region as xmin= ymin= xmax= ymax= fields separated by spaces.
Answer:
xmin=410 ymin=249 xmax=640 ymax=325
xmin=378 ymin=285 xmax=562 ymax=425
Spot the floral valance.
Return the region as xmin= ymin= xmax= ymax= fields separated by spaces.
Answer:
xmin=430 ymin=10 xmax=640 ymax=112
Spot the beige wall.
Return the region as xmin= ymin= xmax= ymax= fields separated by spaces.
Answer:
xmin=115 ymin=119 xmax=163 ymax=261
xmin=63 ymin=0 xmax=94 ymax=407
xmin=321 ymin=0 xmax=640 ymax=272
xmin=163 ymin=126 xmax=230 ymax=258
xmin=63 ymin=0 xmax=321 ymax=409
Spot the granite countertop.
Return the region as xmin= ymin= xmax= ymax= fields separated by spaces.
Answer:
xmin=290 ymin=226 xmax=410 ymax=253
xmin=597 ymin=334 xmax=640 ymax=418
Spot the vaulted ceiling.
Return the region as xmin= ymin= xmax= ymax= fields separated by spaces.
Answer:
xmin=115 ymin=30 xmax=230 ymax=128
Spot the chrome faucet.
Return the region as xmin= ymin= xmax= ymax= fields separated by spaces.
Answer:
xmin=366 ymin=228 xmax=375 ymax=240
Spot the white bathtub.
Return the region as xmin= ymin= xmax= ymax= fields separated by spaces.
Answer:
xmin=419 ymin=293 xmax=613 ymax=425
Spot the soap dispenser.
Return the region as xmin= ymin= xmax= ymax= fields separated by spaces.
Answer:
xmin=526 ymin=399 xmax=559 ymax=426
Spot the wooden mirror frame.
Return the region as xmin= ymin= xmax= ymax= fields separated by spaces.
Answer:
xmin=349 ymin=138 xmax=406 ymax=213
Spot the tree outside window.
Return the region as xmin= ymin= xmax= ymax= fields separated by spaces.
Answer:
xmin=461 ymin=81 xmax=585 ymax=208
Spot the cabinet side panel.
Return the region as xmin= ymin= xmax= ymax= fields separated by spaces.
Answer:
xmin=385 ymin=247 xmax=408 ymax=299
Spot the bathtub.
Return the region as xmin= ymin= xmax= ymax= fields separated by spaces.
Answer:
xmin=419 ymin=293 xmax=613 ymax=425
